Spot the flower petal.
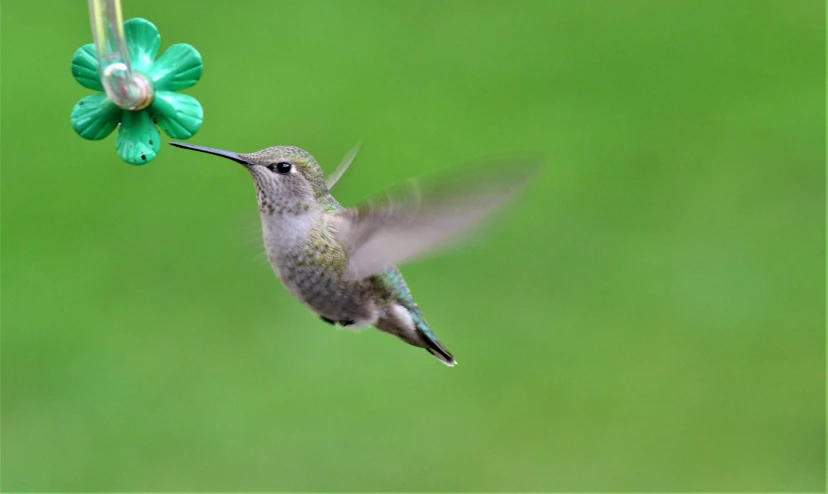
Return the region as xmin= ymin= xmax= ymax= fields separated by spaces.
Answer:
xmin=71 ymin=94 xmax=120 ymax=140
xmin=150 ymin=44 xmax=203 ymax=91
xmin=117 ymin=110 xmax=161 ymax=164
xmin=71 ymin=44 xmax=103 ymax=91
xmin=124 ymin=18 xmax=161 ymax=72
xmin=150 ymin=91 xmax=203 ymax=139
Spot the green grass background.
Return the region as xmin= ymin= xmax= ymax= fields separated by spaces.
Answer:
xmin=1 ymin=0 xmax=824 ymax=491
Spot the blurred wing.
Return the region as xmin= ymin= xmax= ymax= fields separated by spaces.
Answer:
xmin=335 ymin=158 xmax=540 ymax=279
xmin=326 ymin=142 xmax=362 ymax=190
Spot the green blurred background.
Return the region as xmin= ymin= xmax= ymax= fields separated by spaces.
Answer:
xmin=1 ymin=0 xmax=824 ymax=491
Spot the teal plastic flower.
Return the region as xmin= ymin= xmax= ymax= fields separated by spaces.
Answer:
xmin=71 ymin=18 xmax=203 ymax=164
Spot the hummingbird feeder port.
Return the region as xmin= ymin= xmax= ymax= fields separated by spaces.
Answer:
xmin=71 ymin=17 xmax=204 ymax=165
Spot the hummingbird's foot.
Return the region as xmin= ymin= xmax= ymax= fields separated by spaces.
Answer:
xmin=320 ymin=316 xmax=357 ymax=327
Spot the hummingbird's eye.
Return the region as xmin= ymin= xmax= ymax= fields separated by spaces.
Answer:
xmin=267 ymin=162 xmax=292 ymax=174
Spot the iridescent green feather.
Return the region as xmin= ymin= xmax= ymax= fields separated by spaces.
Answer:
xmin=323 ymin=192 xmax=436 ymax=341
xmin=376 ymin=266 xmax=440 ymax=344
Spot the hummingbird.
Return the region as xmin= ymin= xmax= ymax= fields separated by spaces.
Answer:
xmin=170 ymin=142 xmax=537 ymax=366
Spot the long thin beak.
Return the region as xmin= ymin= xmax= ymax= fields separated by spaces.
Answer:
xmin=169 ymin=142 xmax=252 ymax=166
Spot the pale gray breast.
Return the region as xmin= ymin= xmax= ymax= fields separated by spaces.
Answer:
xmin=276 ymin=247 xmax=375 ymax=321
xmin=262 ymin=215 xmax=375 ymax=321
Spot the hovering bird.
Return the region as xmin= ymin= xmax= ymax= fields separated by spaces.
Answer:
xmin=171 ymin=142 xmax=537 ymax=365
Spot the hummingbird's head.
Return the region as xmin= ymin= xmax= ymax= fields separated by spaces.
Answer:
xmin=170 ymin=143 xmax=329 ymax=215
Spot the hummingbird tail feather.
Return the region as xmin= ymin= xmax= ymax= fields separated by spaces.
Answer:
xmin=413 ymin=319 xmax=456 ymax=366
xmin=376 ymin=303 xmax=457 ymax=367
xmin=425 ymin=340 xmax=457 ymax=367
xmin=412 ymin=314 xmax=456 ymax=366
